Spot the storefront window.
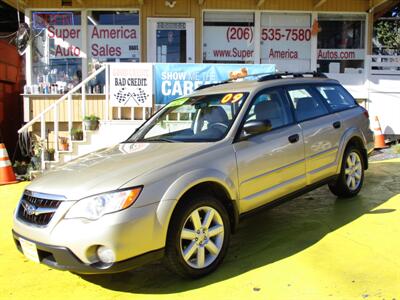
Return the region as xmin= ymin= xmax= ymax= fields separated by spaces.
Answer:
xmin=260 ymin=13 xmax=312 ymax=72
xmin=87 ymin=11 xmax=140 ymax=93
xmin=317 ymin=14 xmax=365 ymax=74
xmin=32 ymin=11 xmax=82 ymax=92
xmin=203 ymin=12 xmax=255 ymax=63
xmin=87 ymin=10 xmax=140 ymax=66
xmin=156 ymin=22 xmax=186 ymax=63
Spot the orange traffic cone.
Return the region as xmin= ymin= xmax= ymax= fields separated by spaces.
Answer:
xmin=0 ymin=143 xmax=18 ymax=185
xmin=373 ymin=116 xmax=388 ymax=149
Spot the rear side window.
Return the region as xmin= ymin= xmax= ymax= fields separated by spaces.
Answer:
xmin=315 ymin=85 xmax=357 ymax=112
xmin=286 ymin=87 xmax=329 ymax=122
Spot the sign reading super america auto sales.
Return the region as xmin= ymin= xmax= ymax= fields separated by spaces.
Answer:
xmin=46 ymin=25 xmax=140 ymax=60
xmin=88 ymin=25 xmax=140 ymax=60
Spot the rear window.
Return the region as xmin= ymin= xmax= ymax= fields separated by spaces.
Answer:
xmin=287 ymin=87 xmax=329 ymax=122
xmin=316 ymin=85 xmax=357 ymax=112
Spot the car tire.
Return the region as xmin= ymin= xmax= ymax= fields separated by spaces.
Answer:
xmin=329 ymin=145 xmax=365 ymax=198
xmin=164 ymin=194 xmax=231 ymax=278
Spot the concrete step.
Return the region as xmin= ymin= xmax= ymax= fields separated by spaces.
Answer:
xmin=44 ymin=120 xmax=143 ymax=170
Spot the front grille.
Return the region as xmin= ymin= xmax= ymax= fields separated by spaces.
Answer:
xmin=17 ymin=193 xmax=62 ymax=226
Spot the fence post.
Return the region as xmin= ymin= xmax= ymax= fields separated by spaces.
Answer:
xmin=105 ymin=63 xmax=110 ymax=121
xmin=40 ymin=115 xmax=45 ymax=170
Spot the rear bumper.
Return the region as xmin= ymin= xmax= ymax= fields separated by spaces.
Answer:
xmin=12 ymin=230 xmax=164 ymax=274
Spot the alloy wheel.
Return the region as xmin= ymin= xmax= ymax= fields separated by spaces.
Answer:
xmin=179 ymin=206 xmax=225 ymax=269
xmin=344 ymin=151 xmax=363 ymax=191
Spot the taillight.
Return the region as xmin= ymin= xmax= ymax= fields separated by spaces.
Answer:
xmin=362 ymin=108 xmax=369 ymax=119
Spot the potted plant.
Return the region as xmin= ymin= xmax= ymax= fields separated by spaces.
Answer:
xmin=13 ymin=161 xmax=28 ymax=175
xmin=71 ymin=128 xmax=84 ymax=141
xmin=30 ymin=140 xmax=44 ymax=170
xmin=44 ymin=148 xmax=55 ymax=161
xmin=83 ymin=114 xmax=100 ymax=130
xmin=59 ymin=136 xmax=69 ymax=151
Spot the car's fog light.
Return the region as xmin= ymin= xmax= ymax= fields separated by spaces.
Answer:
xmin=97 ymin=246 xmax=115 ymax=264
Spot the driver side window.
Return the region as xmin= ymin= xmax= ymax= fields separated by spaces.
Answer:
xmin=244 ymin=88 xmax=293 ymax=132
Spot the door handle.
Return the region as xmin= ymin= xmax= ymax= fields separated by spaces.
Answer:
xmin=288 ymin=134 xmax=300 ymax=143
xmin=333 ymin=121 xmax=341 ymax=129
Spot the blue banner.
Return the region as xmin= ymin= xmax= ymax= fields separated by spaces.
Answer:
xmin=154 ymin=63 xmax=275 ymax=104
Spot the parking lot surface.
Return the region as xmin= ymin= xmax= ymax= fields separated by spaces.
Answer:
xmin=1 ymin=159 xmax=399 ymax=300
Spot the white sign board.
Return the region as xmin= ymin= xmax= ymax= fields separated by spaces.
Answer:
xmin=317 ymin=49 xmax=365 ymax=61
xmin=203 ymin=26 xmax=255 ymax=62
xmin=110 ymin=63 xmax=153 ymax=107
xmin=260 ymin=14 xmax=312 ymax=72
xmin=89 ymin=25 xmax=140 ymax=60
xmin=46 ymin=25 xmax=141 ymax=60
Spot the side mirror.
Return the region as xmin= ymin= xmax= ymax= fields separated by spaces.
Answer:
xmin=243 ymin=120 xmax=272 ymax=135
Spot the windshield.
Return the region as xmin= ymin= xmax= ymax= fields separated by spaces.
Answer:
xmin=127 ymin=92 xmax=248 ymax=143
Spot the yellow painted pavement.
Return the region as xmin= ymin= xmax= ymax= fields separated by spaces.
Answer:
xmin=1 ymin=159 xmax=399 ymax=300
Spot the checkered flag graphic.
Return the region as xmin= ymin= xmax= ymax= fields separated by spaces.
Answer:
xmin=114 ymin=87 xmax=149 ymax=106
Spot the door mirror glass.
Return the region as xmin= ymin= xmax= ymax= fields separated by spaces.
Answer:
xmin=243 ymin=120 xmax=272 ymax=135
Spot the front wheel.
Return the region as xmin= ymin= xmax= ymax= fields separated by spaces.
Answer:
xmin=329 ymin=146 xmax=365 ymax=198
xmin=164 ymin=194 xmax=231 ymax=278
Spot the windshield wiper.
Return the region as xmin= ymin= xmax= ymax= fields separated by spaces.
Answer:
xmin=137 ymin=137 xmax=175 ymax=143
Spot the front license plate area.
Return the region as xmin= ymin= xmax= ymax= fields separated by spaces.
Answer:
xmin=19 ymin=238 xmax=40 ymax=263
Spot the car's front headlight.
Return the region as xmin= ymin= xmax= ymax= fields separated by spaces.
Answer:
xmin=65 ymin=186 xmax=142 ymax=220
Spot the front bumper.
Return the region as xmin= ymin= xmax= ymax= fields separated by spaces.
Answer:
xmin=13 ymin=230 xmax=164 ymax=274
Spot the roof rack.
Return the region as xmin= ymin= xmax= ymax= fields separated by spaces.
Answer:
xmin=195 ymin=72 xmax=275 ymax=91
xmin=195 ymin=80 xmax=230 ymax=91
xmin=257 ymin=72 xmax=327 ymax=82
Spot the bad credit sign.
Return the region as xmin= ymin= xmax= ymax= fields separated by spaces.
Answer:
xmin=110 ymin=63 xmax=153 ymax=107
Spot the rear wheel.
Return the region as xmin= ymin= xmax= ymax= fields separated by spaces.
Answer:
xmin=329 ymin=145 xmax=365 ymax=198
xmin=164 ymin=194 xmax=230 ymax=278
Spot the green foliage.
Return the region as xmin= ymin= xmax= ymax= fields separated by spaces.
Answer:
xmin=13 ymin=161 xmax=27 ymax=168
xmin=375 ymin=20 xmax=400 ymax=51
xmin=71 ymin=128 xmax=83 ymax=134
xmin=83 ymin=114 xmax=100 ymax=121
xmin=392 ymin=143 xmax=400 ymax=154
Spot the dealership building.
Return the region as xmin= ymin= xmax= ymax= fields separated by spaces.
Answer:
xmin=2 ymin=0 xmax=399 ymax=165
xmin=6 ymin=0 xmax=387 ymax=82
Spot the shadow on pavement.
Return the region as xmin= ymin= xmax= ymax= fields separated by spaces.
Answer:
xmin=80 ymin=161 xmax=400 ymax=294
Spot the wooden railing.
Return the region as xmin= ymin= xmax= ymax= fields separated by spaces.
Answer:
xmin=369 ymin=55 xmax=400 ymax=76
xmin=18 ymin=65 xmax=107 ymax=169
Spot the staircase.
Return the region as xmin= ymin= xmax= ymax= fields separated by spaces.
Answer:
xmin=18 ymin=63 xmax=149 ymax=173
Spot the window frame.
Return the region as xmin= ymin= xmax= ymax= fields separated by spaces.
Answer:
xmin=87 ymin=9 xmax=141 ymax=64
xmin=128 ymin=92 xmax=249 ymax=143
xmin=26 ymin=8 xmax=141 ymax=87
xmin=30 ymin=10 xmax=83 ymax=88
xmin=283 ymin=84 xmax=332 ymax=123
xmin=312 ymin=83 xmax=359 ymax=113
xmin=234 ymin=86 xmax=296 ymax=142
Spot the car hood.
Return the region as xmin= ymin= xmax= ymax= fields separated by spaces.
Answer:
xmin=26 ymin=142 xmax=212 ymax=200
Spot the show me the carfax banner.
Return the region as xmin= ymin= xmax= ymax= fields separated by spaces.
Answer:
xmin=109 ymin=63 xmax=275 ymax=107
xmin=154 ymin=63 xmax=275 ymax=104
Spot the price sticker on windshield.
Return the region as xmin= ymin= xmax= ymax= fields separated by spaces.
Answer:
xmin=166 ymin=97 xmax=189 ymax=108
xmin=221 ymin=93 xmax=244 ymax=104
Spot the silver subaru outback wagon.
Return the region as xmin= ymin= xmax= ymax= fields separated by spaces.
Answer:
xmin=13 ymin=73 xmax=374 ymax=278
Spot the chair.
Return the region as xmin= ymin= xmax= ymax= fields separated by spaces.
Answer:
xmin=196 ymin=106 xmax=229 ymax=133
xmin=254 ymin=97 xmax=283 ymax=129
xmin=295 ymin=97 xmax=325 ymax=121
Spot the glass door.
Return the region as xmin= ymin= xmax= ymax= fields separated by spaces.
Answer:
xmin=147 ymin=18 xmax=195 ymax=63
